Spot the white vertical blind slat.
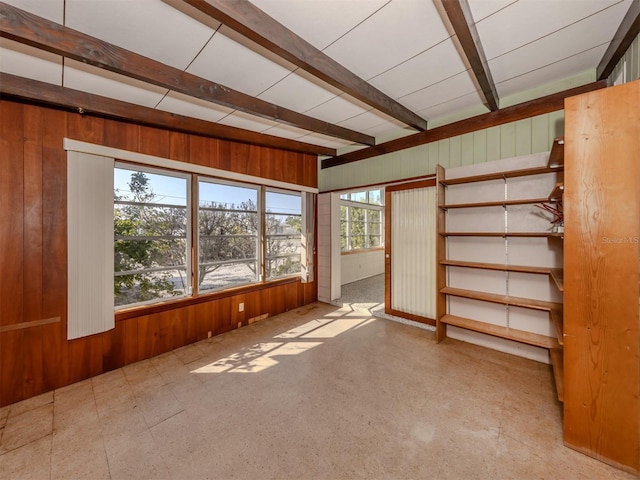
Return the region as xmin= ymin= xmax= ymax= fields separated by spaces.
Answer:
xmin=391 ymin=187 xmax=436 ymax=317
xmin=67 ymin=151 xmax=115 ymax=339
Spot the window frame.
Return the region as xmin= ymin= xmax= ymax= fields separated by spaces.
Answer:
xmin=264 ymin=187 xmax=303 ymax=281
xmin=196 ymin=176 xmax=262 ymax=294
xmin=340 ymin=188 xmax=385 ymax=253
xmin=113 ymin=163 xmax=309 ymax=311
xmin=114 ymin=162 xmax=192 ymax=310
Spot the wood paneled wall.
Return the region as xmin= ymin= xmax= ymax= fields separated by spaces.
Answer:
xmin=0 ymin=100 xmax=318 ymax=407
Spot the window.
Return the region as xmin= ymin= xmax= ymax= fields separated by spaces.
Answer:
xmin=114 ymin=165 xmax=191 ymax=308
xmin=113 ymin=164 xmax=309 ymax=309
xmin=198 ymin=180 xmax=259 ymax=291
xmin=266 ymin=190 xmax=302 ymax=279
xmin=340 ymin=189 xmax=384 ymax=252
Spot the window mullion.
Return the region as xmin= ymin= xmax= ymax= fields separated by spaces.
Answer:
xmin=365 ymin=208 xmax=370 ymax=249
xmin=191 ymin=175 xmax=199 ymax=297
xmin=260 ymin=186 xmax=266 ymax=282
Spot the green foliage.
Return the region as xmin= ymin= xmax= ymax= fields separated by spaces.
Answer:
xmin=114 ymin=172 xmax=185 ymax=306
xmin=198 ymin=199 xmax=258 ymax=286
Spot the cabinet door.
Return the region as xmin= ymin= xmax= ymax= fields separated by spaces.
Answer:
xmin=563 ymin=79 xmax=640 ymax=474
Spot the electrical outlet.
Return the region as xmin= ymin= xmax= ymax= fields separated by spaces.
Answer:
xmin=237 ymin=321 xmax=242 ymax=329
xmin=239 ymin=302 xmax=244 ymax=312
xmin=207 ymin=331 xmax=212 ymax=338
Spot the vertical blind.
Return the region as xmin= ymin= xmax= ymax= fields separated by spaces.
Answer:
xmin=67 ymin=151 xmax=115 ymax=339
xmin=391 ymin=186 xmax=436 ymax=318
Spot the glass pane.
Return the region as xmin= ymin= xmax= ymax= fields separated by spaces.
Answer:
xmin=199 ymin=181 xmax=258 ymax=211
xmin=340 ymin=235 xmax=348 ymax=251
xmin=115 ymin=238 xmax=187 ymax=272
xmin=267 ymin=237 xmax=302 ymax=257
xmin=368 ymin=189 xmax=383 ymax=205
xmin=266 ymin=191 xmax=301 ymax=215
xmin=114 ymin=167 xmax=190 ymax=309
xmin=368 ymin=210 xmax=381 ymax=223
xmin=267 ymin=256 xmax=301 ymax=279
xmin=350 ymin=235 xmax=366 ymax=250
xmin=199 ymin=236 xmax=257 ymax=264
xmin=369 ymin=222 xmax=381 ymax=235
xmin=199 ymin=262 xmax=258 ymax=291
xmin=199 ymin=210 xmax=257 ymax=236
xmin=115 ymin=268 xmax=187 ymax=307
xmin=115 ymin=169 xmax=187 ymax=206
xmin=340 ymin=220 xmax=348 ymax=239
xmin=340 ymin=205 xmax=348 ymax=221
xmin=351 ymin=191 xmax=367 ymax=203
xmin=115 ymin=204 xmax=187 ymax=237
xmin=351 ymin=207 xmax=365 ymax=222
xmin=369 ymin=235 xmax=382 ymax=247
xmin=266 ymin=213 xmax=301 ymax=236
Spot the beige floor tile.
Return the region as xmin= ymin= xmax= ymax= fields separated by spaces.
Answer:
xmin=0 ymin=403 xmax=53 ymax=455
xmin=0 ymin=302 xmax=635 ymax=479
xmin=103 ymin=429 xmax=170 ymax=480
xmin=50 ymin=426 xmax=109 ymax=480
xmin=8 ymin=391 xmax=54 ymax=418
xmin=0 ymin=434 xmax=51 ymax=480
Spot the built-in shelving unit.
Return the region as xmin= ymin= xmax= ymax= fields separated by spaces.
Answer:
xmin=436 ymin=138 xmax=565 ymax=401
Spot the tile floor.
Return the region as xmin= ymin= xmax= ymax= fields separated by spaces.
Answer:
xmin=0 ymin=302 xmax=635 ymax=480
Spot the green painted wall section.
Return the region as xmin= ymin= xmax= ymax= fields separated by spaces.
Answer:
xmin=319 ymin=110 xmax=565 ymax=191
xmin=609 ymin=33 xmax=640 ymax=84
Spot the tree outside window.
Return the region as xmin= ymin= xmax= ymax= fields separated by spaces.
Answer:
xmin=340 ymin=189 xmax=384 ymax=252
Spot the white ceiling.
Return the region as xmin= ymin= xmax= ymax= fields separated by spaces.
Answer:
xmin=0 ymin=0 xmax=633 ymax=155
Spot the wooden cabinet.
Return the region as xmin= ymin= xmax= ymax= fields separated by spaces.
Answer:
xmin=563 ymin=79 xmax=640 ymax=474
xmin=435 ymin=142 xmax=565 ymax=398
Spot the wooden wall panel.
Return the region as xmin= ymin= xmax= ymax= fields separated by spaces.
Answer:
xmin=0 ymin=99 xmax=318 ymax=407
xmin=1 ymin=102 xmax=25 ymax=327
xmin=41 ymin=107 xmax=69 ymax=392
xmin=22 ymin=106 xmax=45 ymax=399
xmin=104 ymin=120 xmax=140 ymax=153
xmin=22 ymin=106 xmax=44 ymax=325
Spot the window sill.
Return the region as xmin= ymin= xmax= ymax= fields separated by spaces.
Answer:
xmin=341 ymin=247 xmax=384 ymax=256
xmin=115 ymin=276 xmax=301 ymax=322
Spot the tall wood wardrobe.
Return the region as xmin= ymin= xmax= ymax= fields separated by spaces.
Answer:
xmin=564 ymin=79 xmax=640 ymax=474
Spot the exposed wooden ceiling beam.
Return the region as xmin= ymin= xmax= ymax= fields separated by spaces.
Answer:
xmin=441 ymin=0 xmax=499 ymax=111
xmin=0 ymin=73 xmax=336 ymax=156
xmin=177 ymin=0 xmax=428 ymax=131
xmin=0 ymin=2 xmax=372 ymax=147
xmin=322 ymin=80 xmax=607 ymax=169
xmin=597 ymin=0 xmax=640 ymax=80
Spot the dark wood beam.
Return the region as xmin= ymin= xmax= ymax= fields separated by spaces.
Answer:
xmin=322 ymin=80 xmax=607 ymax=168
xmin=597 ymin=0 xmax=640 ymax=80
xmin=178 ymin=0 xmax=428 ymax=131
xmin=441 ymin=0 xmax=499 ymax=111
xmin=0 ymin=73 xmax=336 ymax=156
xmin=0 ymin=2 xmax=372 ymax=146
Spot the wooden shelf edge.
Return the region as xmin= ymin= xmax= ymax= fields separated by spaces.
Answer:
xmin=441 ymin=259 xmax=553 ymax=275
xmin=441 ymin=287 xmax=563 ymax=312
xmin=440 ymin=314 xmax=561 ymax=349
xmin=441 ymin=232 xmax=555 ymax=238
xmin=550 ymin=268 xmax=564 ymax=291
xmin=441 ymin=198 xmax=550 ymax=209
xmin=550 ymin=305 xmax=564 ymax=346
xmin=441 ymin=165 xmax=562 ymax=186
xmin=548 ymin=183 xmax=564 ymax=201
xmin=547 ymin=137 xmax=565 ymax=168
xmin=549 ymin=348 xmax=564 ymax=402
